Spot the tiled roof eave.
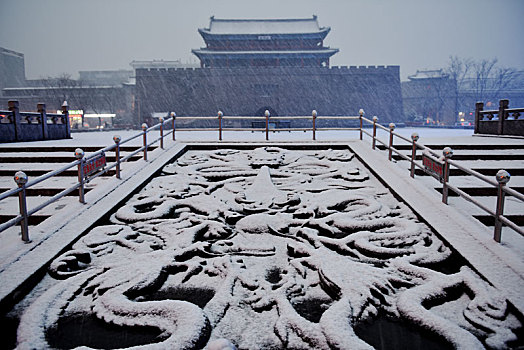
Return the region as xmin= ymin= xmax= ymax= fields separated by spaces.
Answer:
xmin=191 ymin=49 xmax=339 ymax=61
xmin=198 ymin=28 xmax=330 ymax=41
xmin=192 ymin=49 xmax=338 ymax=55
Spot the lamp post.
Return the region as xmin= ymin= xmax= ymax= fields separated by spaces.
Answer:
xmin=265 ymin=110 xmax=270 ymax=141
xmin=312 ymin=110 xmax=317 ymax=140
xmin=75 ymin=148 xmax=85 ymax=203
xmin=359 ymin=109 xmax=364 ymax=140
xmin=494 ymin=170 xmax=510 ymax=242
xmin=142 ymin=123 xmax=148 ymax=161
xmin=218 ymin=111 xmax=223 ymax=141
xmin=388 ymin=123 xmax=395 ymax=161
xmin=113 ymin=135 xmax=121 ymax=179
xmin=159 ymin=116 xmax=164 ymax=149
xmin=410 ymin=132 xmax=419 ymax=178
xmin=14 ymin=171 xmax=29 ymax=242
xmin=441 ymin=147 xmax=453 ymax=204
xmin=171 ymin=112 xmax=176 ymax=141
xmin=372 ymin=116 xmax=378 ymax=149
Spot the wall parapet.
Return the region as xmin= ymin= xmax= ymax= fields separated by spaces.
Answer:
xmin=0 ymin=101 xmax=70 ymax=143
xmin=475 ymin=99 xmax=524 ymax=136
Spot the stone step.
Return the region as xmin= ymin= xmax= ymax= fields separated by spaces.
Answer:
xmin=0 ymin=146 xmax=154 ymax=153
xmin=0 ymin=155 xmax=142 ymax=163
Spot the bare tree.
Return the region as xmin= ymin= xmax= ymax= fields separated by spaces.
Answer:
xmin=403 ymin=69 xmax=455 ymax=125
xmin=35 ymin=73 xmax=131 ymax=128
xmin=39 ymin=73 xmax=84 ymax=108
xmin=445 ymin=56 xmax=517 ymax=114
xmin=445 ymin=56 xmax=473 ymax=119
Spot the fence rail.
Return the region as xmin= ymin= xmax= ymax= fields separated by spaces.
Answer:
xmin=360 ymin=115 xmax=523 ymax=243
xmin=0 ymin=101 xmax=70 ymax=143
xmin=0 ymin=115 xmax=177 ymax=241
xmin=1 ymin=107 xmax=522 ymax=245
xmin=475 ymin=99 xmax=524 ymax=136
xmin=169 ymin=110 xmax=360 ymax=141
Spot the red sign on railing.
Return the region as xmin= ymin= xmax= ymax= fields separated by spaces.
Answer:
xmin=83 ymin=152 xmax=106 ymax=177
xmin=422 ymin=153 xmax=444 ymax=181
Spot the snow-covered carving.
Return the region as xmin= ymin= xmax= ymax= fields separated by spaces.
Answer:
xmin=16 ymin=147 xmax=521 ymax=349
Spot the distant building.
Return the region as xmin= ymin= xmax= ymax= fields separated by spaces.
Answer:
xmin=402 ymin=68 xmax=524 ymax=126
xmin=1 ymin=71 xmax=134 ymax=128
xmin=402 ymin=69 xmax=456 ymax=125
xmin=192 ymin=16 xmax=338 ymax=68
xmin=79 ymin=70 xmax=133 ymax=86
xmin=458 ymin=70 xmax=524 ymax=114
xmin=135 ymin=16 xmax=403 ymax=124
xmin=130 ymin=60 xmax=199 ymax=70
xmin=0 ymin=47 xmax=26 ymax=96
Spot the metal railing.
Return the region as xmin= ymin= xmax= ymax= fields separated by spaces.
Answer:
xmin=171 ymin=109 xmax=361 ymax=141
xmin=2 ymin=108 xmax=521 ymax=245
xmin=360 ymin=115 xmax=524 ymax=243
xmin=0 ymin=115 xmax=178 ymax=242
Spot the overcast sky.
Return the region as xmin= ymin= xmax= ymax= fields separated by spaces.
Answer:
xmin=1 ymin=0 xmax=523 ymax=81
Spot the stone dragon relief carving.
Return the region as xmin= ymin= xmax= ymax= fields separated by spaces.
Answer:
xmin=16 ymin=148 xmax=521 ymax=349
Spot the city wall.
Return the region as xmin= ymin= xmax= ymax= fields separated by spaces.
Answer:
xmin=135 ymin=66 xmax=403 ymax=125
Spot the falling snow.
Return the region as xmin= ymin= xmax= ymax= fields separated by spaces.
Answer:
xmin=14 ymin=147 xmax=521 ymax=349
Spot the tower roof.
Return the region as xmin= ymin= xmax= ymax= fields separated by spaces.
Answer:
xmin=192 ymin=48 xmax=339 ymax=60
xmin=199 ymin=15 xmax=329 ymax=36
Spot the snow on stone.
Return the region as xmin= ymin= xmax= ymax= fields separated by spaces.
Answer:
xmin=13 ymin=146 xmax=521 ymax=349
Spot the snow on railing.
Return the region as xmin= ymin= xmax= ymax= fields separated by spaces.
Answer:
xmin=361 ymin=115 xmax=524 ymax=244
xmin=1 ymin=110 xmax=367 ymax=242
xmin=3 ymin=108 xmax=520 ymax=244
xmin=475 ymin=99 xmax=524 ymax=137
xmin=0 ymin=115 xmax=178 ymax=242
xmin=171 ymin=109 xmax=361 ymax=141
xmin=0 ymin=101 xmax=70 ymax=142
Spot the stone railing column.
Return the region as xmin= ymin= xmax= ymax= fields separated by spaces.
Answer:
xmin=38 ymin=103 xmax=48 ymax=139
xmin=474 ymin=102 xmax=483 ymax=134
xmin=497 ymin=99 xmax=508 ymax=135
xmin=62 ymin=101 xmax=70 ymax=138
xmin=8 ymin=100 xmax=22 ymax=141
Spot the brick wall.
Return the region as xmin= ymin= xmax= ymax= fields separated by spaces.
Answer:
xmin=135 ymin=66 xmax=403 ymax=125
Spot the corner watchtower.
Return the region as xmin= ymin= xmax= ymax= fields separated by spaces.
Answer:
xmin=192 ymin=15 xmax=339 ymax=68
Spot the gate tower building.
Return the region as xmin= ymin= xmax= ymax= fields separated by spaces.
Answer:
xmin=192 ymin=16 xmax=338 ymax=68
xmin=135 ymin=16 xmax=403 ymax=124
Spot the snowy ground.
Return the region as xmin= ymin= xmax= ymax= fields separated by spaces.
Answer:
xmin=4 ymin=145 xmax=522 ymax=349
xmin=0 ymin=126 xmax=478 ymax=147
xmin=1 ymin=128 xmax=523 ymax=349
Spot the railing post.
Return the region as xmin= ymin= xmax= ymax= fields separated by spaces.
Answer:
xmin=312 ymin=110 xmax=317 ymax=140
xmin=142 ymin=123 xmax=148 ymax=161
xmin=410 ymin=132 xmax=419 ymax=178
xmin=62 ymin=101 xmax=70 ymax=138
xmin=441 ymin=147 xmax=453 ymax=204
xmin=218 ymin=111 xmax=223 ymax=141
xmin=159 ymin=116 xmax=164 ymax=149
xmin=171 ymin=112 xmax=176 ymax=141
xmin=265 ymin=110 xmax=270 ymax=141
xmin=8 ymin=100 xmax=22 ymax=142
xmin=359 ymin=109 xmax=364 ymax=140
xmin=75 ymin=148 xmax=85 ymax=204
xmin=113 ymin=135 xmax=121 ymax=179
xmin=474 ymin=102 xmax=483 ymax=134
xmin=14 ymin=171 xmax=30 ymax=242
xmin=494 ymin=170 xmax=510 ymax=242
xmin=497 ymin=99 xmax=508 ymax=135
xmin=37 ymin=103 xmax=48 ymax=140
xmin=388 ymin=123 xmax=395 ymax=161
xmin=372 ymin=116 xmax=378 ymax=150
